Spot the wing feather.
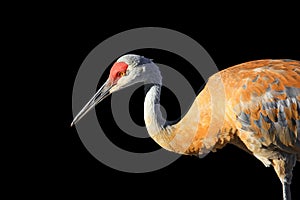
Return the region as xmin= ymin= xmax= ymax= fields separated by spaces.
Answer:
xmin=223 ymin=60 xmax=300 ymax=154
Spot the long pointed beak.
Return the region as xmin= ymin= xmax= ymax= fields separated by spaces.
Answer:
xmin=71 ymin=79 xmax=114 ymax=127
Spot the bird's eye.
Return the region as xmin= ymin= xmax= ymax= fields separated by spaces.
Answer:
xmin=118 ymin=71 xmax=126 ymax=77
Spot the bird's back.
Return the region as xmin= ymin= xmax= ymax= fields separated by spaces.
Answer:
xmin=212 ymin=59 xmax=300 ymax=159
xmin=177 ymin=59 xmax=300 ymax=159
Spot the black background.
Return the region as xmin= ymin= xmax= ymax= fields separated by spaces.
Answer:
xmin=18 ymin=6 xmax=300 ymax=200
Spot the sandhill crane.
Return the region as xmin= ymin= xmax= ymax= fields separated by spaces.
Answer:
xmin=71 ymin=54 xmax=300 ymax=200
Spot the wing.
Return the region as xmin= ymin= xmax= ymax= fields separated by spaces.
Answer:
xmin=172 ymin=59 xmax=300 ymax=157
xmin=226 ymin=59 xmax=300 ymax=155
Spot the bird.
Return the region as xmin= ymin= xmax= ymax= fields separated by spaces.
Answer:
xmin=71 ymin=54 xmax=300 ymax=200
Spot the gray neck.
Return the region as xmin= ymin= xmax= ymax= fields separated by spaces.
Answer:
xmin=144 ymin=83 xmax=166 ymax=137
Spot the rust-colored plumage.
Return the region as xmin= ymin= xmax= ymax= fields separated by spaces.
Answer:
xmin=72 ymin=55 xmax=299 ymax=200
xmin=159 ymin=59 xmax=299 ymax=200
xmin=153 ymin=60 xmax=300 ymax=157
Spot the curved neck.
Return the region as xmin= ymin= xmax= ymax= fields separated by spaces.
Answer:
xmin=143 ymin=82 xmax=201 ymax=154
xmin=142 ymin=63 xmax=218 ymax=155
xmin=142 ymin=63 xmax=201 ymax=154
xmin=142 ymin=64 xmax=230 ymax=156
xmin=144 ymin=84 xmax=166 ymax=137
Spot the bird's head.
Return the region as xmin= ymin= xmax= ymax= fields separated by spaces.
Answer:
xmin=71 ymin=54 xmax=161 ymax=126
